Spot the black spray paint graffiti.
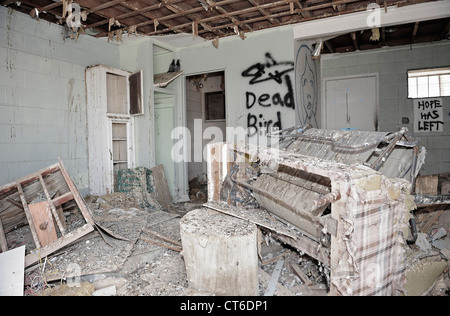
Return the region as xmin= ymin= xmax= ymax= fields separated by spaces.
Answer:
xmin=295 ymin=44 xmax=318 ymax=127
xmin=242 ymin=53 xmax=295 ymax=137
xmin=242 ymin=53 xmax=295 ymax=85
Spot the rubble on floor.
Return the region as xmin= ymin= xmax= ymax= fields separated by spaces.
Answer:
xmin=0 ymin=148 xmax=448 ymax=296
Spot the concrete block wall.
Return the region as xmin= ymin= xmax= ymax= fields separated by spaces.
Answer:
xmin=322 ymin=41 xmax=450 ymax=176
xmin=0 ymin=6 xmax=120 ymax=194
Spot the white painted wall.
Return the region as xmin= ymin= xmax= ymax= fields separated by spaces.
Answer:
xmin=2 ymin=3 xmax=448 ymax=200
xmin=178 ymin=26 xmax=296 ymax=146
xmin=0 ymin=6 xmax=119 ymax=195
xmin=322 ymin=41 xmax=450 ymax=175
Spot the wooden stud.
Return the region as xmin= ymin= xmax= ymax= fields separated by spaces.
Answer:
xmin=58 ymin=159 xmax=95 ymax=226
xmin=16 ymin=183 xmax=41 ymax=249
xmin=38 ymin=174 xmax=66 ymax=235
xmin=0 ymin=217 xmax=8 ymax=253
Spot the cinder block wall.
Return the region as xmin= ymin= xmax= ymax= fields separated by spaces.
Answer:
xmin=322 ymin=41 xmax=450 ymax=176
xmin=0 ymin=6 xmax=120 ymax=194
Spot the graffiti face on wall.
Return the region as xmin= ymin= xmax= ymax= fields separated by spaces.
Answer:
xmin=295 ymin=44 xmax=318 ymax=127
xmin=241 ymin=53 xmax=295 ymax=138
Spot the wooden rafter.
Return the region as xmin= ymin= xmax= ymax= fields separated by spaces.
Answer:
xmin=164 ymin=1 xmax=224 ymax=37
xmin=351 ymin=32 xmax=359 ymax=50
xmin=86 ymin=0 xmax=188 ymax=30
xmin=94 ymin=0 xmax=242 ymax=38
xmin=1 ymin=0 xmax=443 ymax=43
xmin=411 ymin=21 xmax=419 ymax=44
xmin=247 ymin=0 xmax=280 ymax=24
xmin=144 ymin=0 xmax=369 ymax=37
xmin=119 ymin=1 xmax=182 ymax=35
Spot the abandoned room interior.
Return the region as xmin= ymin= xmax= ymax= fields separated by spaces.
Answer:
xmin=0 ymin=0 xmax=449 ymax=298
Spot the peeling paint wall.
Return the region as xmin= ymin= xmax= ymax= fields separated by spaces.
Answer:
xmin=0 ymin=6 xmax=120 ymax=195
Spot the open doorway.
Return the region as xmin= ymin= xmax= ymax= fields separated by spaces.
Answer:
xmin=185 ymin=71 xmax=226 ymax=202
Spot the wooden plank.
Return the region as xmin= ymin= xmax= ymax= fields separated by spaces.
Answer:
xmin=143 ymin=227 xmax=181 ymax=247
xmin=58 ymin=159 xmax=95 ymax=226
xmin=25 ymin=224 xmax=94 ymax=267
xmin=0 ymin=163 xmax=60 ymax=195
xmin=52 ymin=191 xmax=74 ymax=208
xmin=139 ymin=237 xmax=182 ymax=252
xmin=0 ymin=245 xmax=25 ymax=296
xmin=0 ymin=217 xmax=8 ymax=253
xmin=204 ymin=202 xmax=298 ymax=240
xmin=441 ymin=181 xmax=450 ymax=194
xmin=258 ymin=267 xmax=293 ymax=296
xmin=415 ymin=175 xmax=438 ymax=195
xmin=16 ymin=183 xmax=41 ymax=249
xmin=290 ymin=262 xmax=313 ymax=286
xmin=264 ymin=259 xmax=284 ymax=296
xmin=29 ymin=202 xmax=58 ymax=248
xmin=151 ymin=164 xmax=172 ymax=209
xmin=154 ymin=71 xmax=184 ymax=88
xmin=53 ymin=193 xmax=67 ymax=232
xmin=38 ymin=174 xmax=66 ymax=235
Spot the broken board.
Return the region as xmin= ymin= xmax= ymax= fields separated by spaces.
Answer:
xmin=0 ymin=246 xmax=25 ymax=296
xmin=154 ymin=71 xmax=184 ymax=88
xmin=151 ymin=164 xmax=172 ymax=209
xmin=29 ymin=201 xmax=58 ymax=247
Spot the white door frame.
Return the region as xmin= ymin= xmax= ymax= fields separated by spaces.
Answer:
xmin=322 ymin=73 xmax=379 ymax=130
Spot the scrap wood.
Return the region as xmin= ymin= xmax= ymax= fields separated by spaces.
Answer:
xmin=290 ymin=262 xmax=313 ymax=286
xmin=422 ymin=204 xmax=448 ymax=233
xmin=260 ymin=250 xmax=290 ymax=266
xmin=25 ymin=223 xmax=95 ymax=267
xmin=204 ymin=202 xmax=298 ymax=240
xmin=264 ymin=259 xmax=285 ymax=296
xmin=147 ymin=213 xmax=180 ymax=228
xmin=139 ymin=236 xmax=182 ymax=252
xmin=258 ymin=267 xmax=293 ymax=296
xmin=142 ymin=227 xmax=181 ymax=247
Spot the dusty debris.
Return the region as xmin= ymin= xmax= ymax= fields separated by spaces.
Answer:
xmin=39 ymin=282 xmax=95 ymax=296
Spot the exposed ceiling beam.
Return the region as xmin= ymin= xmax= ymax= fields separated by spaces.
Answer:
xmin=209 ymin=1 xmax=253 ymax=32
xmin=247 ymin=0 xmax=280 ymax=24
xmin=294 ymin=0 xmax=312 ymax=19
xmin=94 ymin=0 xmax=242 ymax=37
xmin=144 ymin=0 xmax=360 ymax=37
xmin=294 ymin=0 xmax=450 ymax=40
xmin=164 ymin=1 xmax=224 ymax=37
xmin=86 ymin=0 xmax=188 ymax=29
xmin=351 ymin=31 xmax=359 ymax=50
xmin=118 ymin=1 xmax=182 ymax=35
xmin=411 ymin=21 xmax=419 ymax=44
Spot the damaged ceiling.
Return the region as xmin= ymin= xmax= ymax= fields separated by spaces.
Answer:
xmin=2 ymin=0 xmax=448 ymax=51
